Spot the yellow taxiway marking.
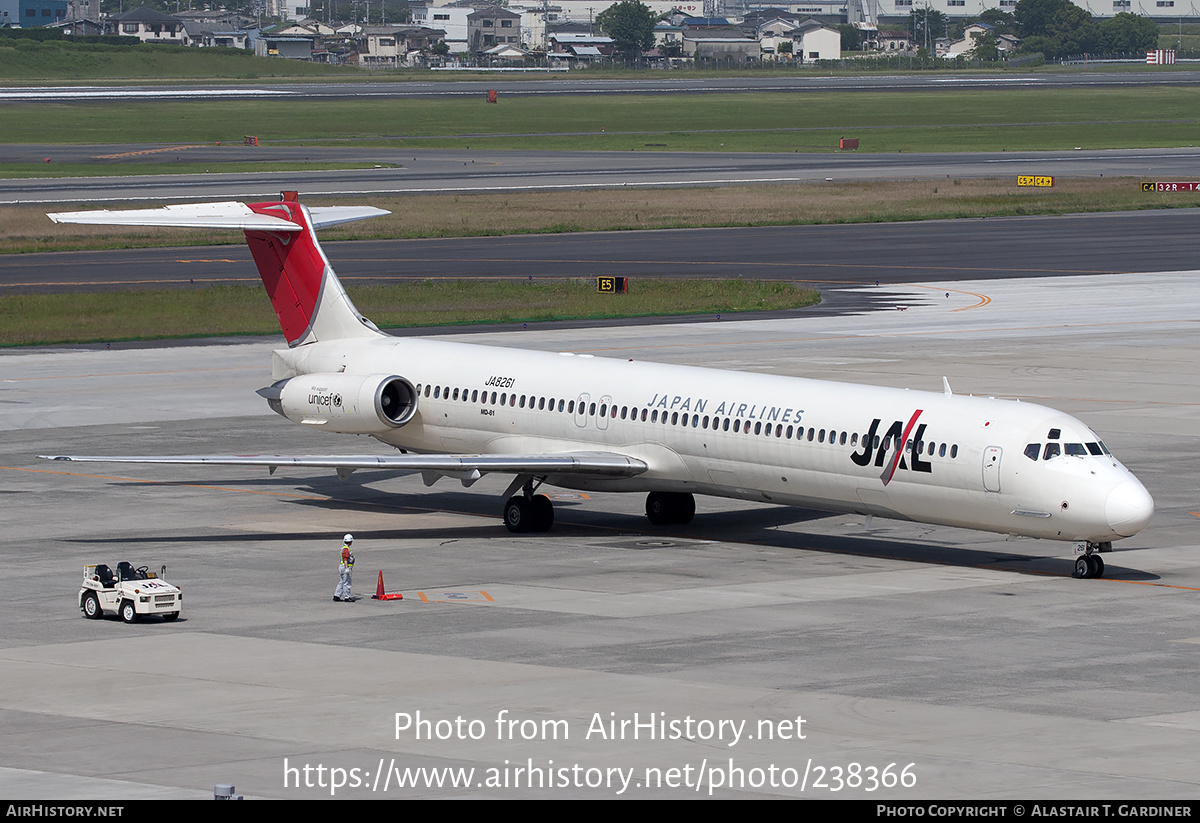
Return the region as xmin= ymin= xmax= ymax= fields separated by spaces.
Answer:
xmin=906 ymin=283 xmax=992 ymax=311
xmin=93 ymin=145 xmax=215 ymax=159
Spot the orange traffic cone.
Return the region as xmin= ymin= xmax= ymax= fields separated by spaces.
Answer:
xmin=372 ymin=570 xmax=403 ymax=601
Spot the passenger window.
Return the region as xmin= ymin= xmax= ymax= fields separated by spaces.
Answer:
xmin=1043 ymin=443 xmax=1060 ymax=460
xmin=939 ymin=443 xmax=946 ymax=457
xmin=1025 ymin=444 xmax=1040 ymax=461
xmin=950 ymin=445 xmax=958 ymax=458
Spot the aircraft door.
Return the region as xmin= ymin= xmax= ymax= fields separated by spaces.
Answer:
xmin=982 ymin=446 xmax=1002 ymax=493
xmin=574 ymin=393 xmax=590 ymax=429
xmin=596 ymin=394 xmax=612 ymax=431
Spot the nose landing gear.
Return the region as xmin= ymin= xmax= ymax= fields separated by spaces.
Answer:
xmin=1072 ymin=541 xmax=1111 ymax=579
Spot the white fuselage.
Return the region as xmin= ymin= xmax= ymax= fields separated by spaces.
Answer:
xmin=274 ymin=335 xmax=1153 ymax=544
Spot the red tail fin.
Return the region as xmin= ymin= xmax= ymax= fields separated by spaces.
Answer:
xmin=244 ymin=202 xmax=327 ymax=346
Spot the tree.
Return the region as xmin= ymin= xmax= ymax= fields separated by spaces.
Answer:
xmin=836 ymin=23 xmax=863 ymax=52
xmin=909 ymin=8 xmax=947 ymax=50
xmin=596 ymin=0 xmax=656 ymax=63
xmin=978 ymin=8 xmax=1017 ymax=36
xmin=1014 ymin=0 xmax=1098 ymax=58
xmin=971 ymin=31 xmax=1002 ymax=61
xmin=1100 ymin=12 xmax=1158 ymax=54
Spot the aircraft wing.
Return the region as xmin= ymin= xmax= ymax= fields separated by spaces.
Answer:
xmin=38 ymin=452 xmax=647 ymax=486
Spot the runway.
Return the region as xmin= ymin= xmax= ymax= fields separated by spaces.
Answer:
xmin=1 ymin=269 xmax=1196 ymax=798
xmin=5 ymin=147 xmax=1200 ymax=205
xmin=4 ymin=71 xmax=1200 ymax=103
xmin=5 ymin=209 xmax=1199 ymax=294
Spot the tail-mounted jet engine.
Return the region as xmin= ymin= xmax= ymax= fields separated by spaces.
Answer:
xmin=258 ymin=373 xmax=417 ymax=434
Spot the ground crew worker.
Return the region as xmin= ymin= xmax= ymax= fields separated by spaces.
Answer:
xmin=333 ymin=534 xmax=354 ymax=601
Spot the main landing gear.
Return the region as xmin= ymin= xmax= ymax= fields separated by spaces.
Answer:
xmin=504 ymin=478 xmax=554 ymax=533
xmin=1073 ymin=541 xmax=1112 ymax=579
xmin=645 ymin=492 xmax=695 ymax=526
xmin=502 ymin=488 xmax=699 ymax=533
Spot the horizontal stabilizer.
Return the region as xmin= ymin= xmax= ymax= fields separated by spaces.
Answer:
xmin=47 ymin=202 xmax=390 ymax=231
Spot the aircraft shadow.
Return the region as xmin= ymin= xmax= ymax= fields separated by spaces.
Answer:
xmin=83 ymin=477 xmax=1161 ymax=582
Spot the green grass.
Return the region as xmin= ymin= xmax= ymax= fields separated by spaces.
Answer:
xmin=0 ymin=280 xmax=820 ymax=347
xmin=0 ymin=41 xmax=361 ymax=80
xmin=3 ymin=87 xmax=1200 ymax=153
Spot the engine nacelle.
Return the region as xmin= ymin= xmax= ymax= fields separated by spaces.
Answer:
xmin=259 ymin=373 xmax=418 ymax=434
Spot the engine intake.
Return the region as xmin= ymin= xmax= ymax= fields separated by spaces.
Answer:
xmin=258 ymin=373 xmax=417 ymax=433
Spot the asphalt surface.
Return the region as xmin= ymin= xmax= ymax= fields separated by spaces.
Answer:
xmin=4 ymin=70 xmax=1200 ymax=102
xmin=1 ymin=270 xmax=1196 ymax=799
xmin=4 ymin=147 xmax=1199 ymax=204
xmin=4 ymin=209 xmax=1199 ymax=295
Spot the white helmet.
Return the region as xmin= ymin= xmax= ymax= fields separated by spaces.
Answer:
xmin=343 ymin=534 xmax=354 ymax=544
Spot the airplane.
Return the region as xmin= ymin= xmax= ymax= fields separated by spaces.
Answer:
xmin=42 ymin=197 xmax=1154 ymax=580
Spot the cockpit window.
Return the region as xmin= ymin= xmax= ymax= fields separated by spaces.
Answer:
xmin=1043 ymin=443 xmax=1061 ymax=460
xmin=1065 ymin=443 xmax=1086 ymax=456
xmin=1086 ymin=442 xmax=1103 ymax=456
xmin=1047 ymin=428 xmax=1060 ymax=439
xmin=1024 ymin=444 xmax=1040 ymax=461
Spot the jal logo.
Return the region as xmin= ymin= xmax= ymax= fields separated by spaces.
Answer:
xmin=850 ymin=410 xmax=931 ymax=485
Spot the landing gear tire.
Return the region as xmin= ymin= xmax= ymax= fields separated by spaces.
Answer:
xmin=530 ymin=494 xmax=554 ymax=533
xmin=504 ymin=496 xmax=530 ymax=533
xmin=82 ymin=592 xmax=102 ymax=619
xmin=120 ymin=600 xmax=138 ymax=623
xmin=646 ymin=492 xmax=695 ymax=526
xmin=1089 ymin=554 xmax=1105 ymax=578
xmin=1074 ymin=557 xmax=1091 ymax=579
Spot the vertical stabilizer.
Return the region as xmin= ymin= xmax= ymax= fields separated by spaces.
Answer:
xmin=244 ymin=201 xmax=383 ymax=347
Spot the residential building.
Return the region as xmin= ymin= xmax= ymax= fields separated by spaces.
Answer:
xmin=107 ymin=7 xmax=189 ymax=45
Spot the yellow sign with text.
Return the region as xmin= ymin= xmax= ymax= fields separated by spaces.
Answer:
xmin=1017 ymin=176 xmax=1054 ymax=188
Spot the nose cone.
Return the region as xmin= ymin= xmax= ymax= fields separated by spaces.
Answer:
xmin=1106 ymin=480 xmax=1155 ymax=537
